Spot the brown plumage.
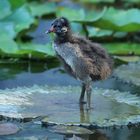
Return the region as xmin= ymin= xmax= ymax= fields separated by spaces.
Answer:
xmin=46 ymin=17 xmax=113 ymax=108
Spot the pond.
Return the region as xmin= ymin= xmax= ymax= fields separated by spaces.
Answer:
xmin=0 ymin=59 xmax=140 ymax=140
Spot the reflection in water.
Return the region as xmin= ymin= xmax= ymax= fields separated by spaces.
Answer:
xmin=79 ymin=103 xmax=90 ymax=123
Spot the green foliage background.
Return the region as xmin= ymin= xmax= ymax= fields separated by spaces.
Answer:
xmin=0 ymin=0 xmax=140 ymax=61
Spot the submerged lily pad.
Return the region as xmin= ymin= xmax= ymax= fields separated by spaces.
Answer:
xmin=50 ymin=125 xmax=93 ymax=135
xmin=114 ymin=62 xmax=140 ymax=86
xmin=0 ymin=85 xmax=140 ymax=127
xmin=0 ymin=123 xmax=19 ymax=136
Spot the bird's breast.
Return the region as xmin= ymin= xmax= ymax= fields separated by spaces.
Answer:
xmin=53 ymin=43 xmax=80 ymax=72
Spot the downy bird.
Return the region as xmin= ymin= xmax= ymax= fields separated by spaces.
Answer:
xmin=46 ymin=17 xmax=113 ymax=108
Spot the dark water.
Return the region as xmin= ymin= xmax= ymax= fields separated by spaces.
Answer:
xmin=0 ymin=60 xmax=140 ymax=140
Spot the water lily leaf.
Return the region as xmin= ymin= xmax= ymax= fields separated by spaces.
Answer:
xmin=0 ymin=123 xmax=19 ymax=135
xmin=18 ymin=42 xmax=55 ymax=56
xmin=103 ymin=43 xmax=140 ymax=55
xmin=0 ymin=85 xmax=140 ymax=127
xmin=74 ymin=7 xmax=140 ymax=32
xmin=50 ymin=125 xmax=94 ymax=135
xmin=114 ymin=56 xmax=140 ymax=62
xmin=9 ymin=0 xmax=26 ymax=10
xmin=0 ymin=22 xmax=16 ymax=39
xmin=87 ymin=27 xmax=113 ymax=37
xmin=80 ymin=0 xmax=114 ymax=3
xmin=114 ymin=62 xmax=140 ymax=86
xmin=5 ymin=6 xmax=34 ymax=33
xmin=28 ymin=2 xmax=56 ymax=17
xmin=0 ymin=0 xmax=11 ymax=19
xmin=57 ymin=7 xmax=106 ymax=22
xmin=0 ymin=36 xmax=19 ymax=54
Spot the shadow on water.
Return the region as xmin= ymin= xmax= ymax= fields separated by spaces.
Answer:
xmin=0 ymin=60 xmax=140 ymax=140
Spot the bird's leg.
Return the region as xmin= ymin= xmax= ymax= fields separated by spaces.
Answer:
xmin=86 ymin=82 xmax=92 ymax=109
xmin=79 ymin=83 xmax=86 ymax=104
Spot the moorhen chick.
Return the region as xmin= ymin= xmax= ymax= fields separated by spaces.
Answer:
xmin=46 ymin=17 xmax=113 ymax=108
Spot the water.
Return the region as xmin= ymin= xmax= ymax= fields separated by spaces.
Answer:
xmin=0 ymin=60 xmax=140 ymax=140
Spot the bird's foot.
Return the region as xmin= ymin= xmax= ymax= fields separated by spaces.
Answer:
xmin=86 ymin=106 xmax=94 ymax=111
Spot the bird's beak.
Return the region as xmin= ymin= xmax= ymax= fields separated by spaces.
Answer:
xmin=45 ymin=26 xmax=55 ymax=34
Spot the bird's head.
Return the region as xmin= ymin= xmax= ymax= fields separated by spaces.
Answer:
xmin=46 ymin=17 xmax=70 ymax=36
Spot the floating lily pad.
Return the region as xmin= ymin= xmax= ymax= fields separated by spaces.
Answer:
xmin=0 ymin=85 xmax=140 ymax=127
xmin=0 ymin=0 xmax=11 ymax=19
xmin=18 ymin=42 xmax=55 ymax=57
xmin=28 ymin=2 xmax=56 ymax=17
xmin=0 ymin=123 xmax=19 ymax=136
xmin=50 ymin=125 xmax=94 ymax=135
xmin=0 ymin=22 xmax=16 ymax=39
xmin=114 ymin=62 xmax=140 ymax=86
xmin=103 ymin=43 xmax=140 ymax=55
xmin=114 ymin=56 xmax=140 ymax=62
xmin=0 ymin=36 xmax=19 ymax=54
xmin=5 ymin=6 xmax=34 ymax=33
xmin=73 ymin=7 xmax=140 ymax=32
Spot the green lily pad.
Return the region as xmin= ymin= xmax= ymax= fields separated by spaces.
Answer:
xmin=5 ymin=6 xmax=34 ymax=33
xmin=0 ymin=36 xmax=19 ymax=54
xmin=73 ymin=7 xmax=140 ymax=32
xmin=0 ymin=22 xmax=16 ymax=39
xmin=28 ymin=2 xmax=56 ymax=17
xmin=50 ymin=125 xmax=94 ymax=135
xmin=9 ymin=0 xmax=26 ymax=10
xmin=114 ymin=56 xmax=140 ymax=62
xmin=0 ymin=123 xmax=19 ymax=136
xmin=79 ymin=0 xmax=114 ymax=3
xmin=103 ymin=43 xmax=140 ymax=55
xmin=18 ymin=42 xmax=55 ymax=57
xmin=114 ymin=62 xmax=140 ymax=86
xmin=57 ymin=7 xmax=106 ymax=22
xmin=0 ymin=85 xmax=140 ymax=127
xmin=87 ymin=27 xmax=113 ymax=37
xmin=0 ymin=0 xmax=11 ymax=19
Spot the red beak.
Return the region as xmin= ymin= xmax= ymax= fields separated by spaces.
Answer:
xmin=45 ymin=26 xmax=55 ymax=34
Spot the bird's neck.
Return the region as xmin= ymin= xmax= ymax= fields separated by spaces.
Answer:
xmin=55 ymin=31 xmax=72 ymax=44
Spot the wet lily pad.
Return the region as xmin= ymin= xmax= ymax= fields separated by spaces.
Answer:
xmin=0 ymin=85 xmax=140 ymax=127
xmin=50 ymin=125 xmax=93 ymax=135
xmin=114 ymin=56 xmax=140 ymax=62
xmin=114 ymin=62 xmax=140 ymax=86
xmin=0 ymin=123 xmax=19 ymax=135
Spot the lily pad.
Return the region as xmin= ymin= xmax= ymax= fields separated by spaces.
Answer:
xmin=114 ymin=62 xmax=140 ymax=86
xmin=0 ymin=123 xmax=19 ymax=136
xmin=28 ymin=2 xmax=56 ymax=17
xmin=0 ymin=85 xmax=140 ymax=127
xmin=0 ymin=22 xmax=16 ymax=39
xmin=0 ymin=0 xmax=11 ymax=19
xmin=114 ymin=56 xmax=140 ymax=62
xmin=103 ymin=43 xmax=140 ymax=55
xmin=5 ymin=6 xmax=34 ymax=33
xmin=0 ymin=36 xmax=19 ymax=54
xmin=73 ymin=7 xmax=140 ymax=32
xmin=57 ymin=7 xmax=106 ymax=22
xmin=50 ymin=125 xmax=94 ymax=135
xmin=18 ymin=42 xmax=55 ymax=57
